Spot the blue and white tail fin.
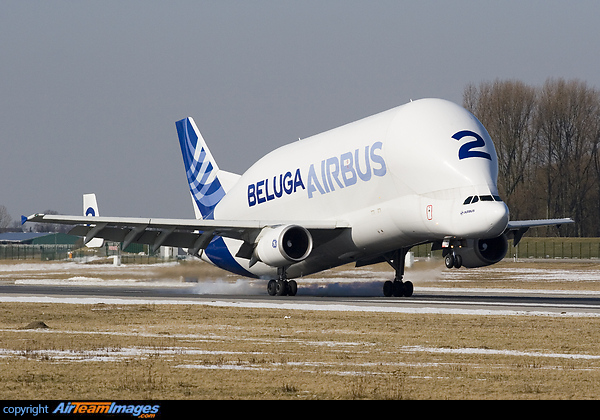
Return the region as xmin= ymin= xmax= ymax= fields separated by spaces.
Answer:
xmin=83 ymin=193 xmax=104 ymax=248
xmin=176 ymin=117 xmax=240 ymax=220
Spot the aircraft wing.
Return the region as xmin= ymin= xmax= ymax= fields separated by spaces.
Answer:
xmin=505 ymin=218 xmax=575 ymax=245
xmin=24 ymin=213 xmax=349 ymax=255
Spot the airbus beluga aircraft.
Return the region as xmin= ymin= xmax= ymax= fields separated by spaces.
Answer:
xmin=25 ymin=98 xmax=573 ymax=297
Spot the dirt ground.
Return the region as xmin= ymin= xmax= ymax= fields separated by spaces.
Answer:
xmin=1 ymin=259 xmax=600 ymax=399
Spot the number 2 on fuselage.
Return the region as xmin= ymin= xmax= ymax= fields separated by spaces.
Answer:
xmin=452 ymin=130 xmax=492 ymax=161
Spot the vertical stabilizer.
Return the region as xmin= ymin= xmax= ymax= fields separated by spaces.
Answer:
xmin=176 ymin=117 xmax=239 ymax=219
xmin=83 ymin=193 xmax=104 ymax=248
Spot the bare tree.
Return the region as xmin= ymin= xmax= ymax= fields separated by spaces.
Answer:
xmin=464 ymin=78 xmax=600 ymax=237
xmin=463 ymin=79 xmax=538 ymax=220
xmin=0 ymin=205 xmax=12 ymax=231
xmin=535 ymin=79 xmax=600 ymax=236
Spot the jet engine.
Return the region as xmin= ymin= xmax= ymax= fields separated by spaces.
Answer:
xmin=448 ymin=234 xmax=508 ymax=268
xmin=254 ymin=225 xmax=313 ymax=267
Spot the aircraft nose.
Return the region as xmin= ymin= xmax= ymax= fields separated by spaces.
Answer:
xmin=485 ymin=201 xmax=509 ymax=237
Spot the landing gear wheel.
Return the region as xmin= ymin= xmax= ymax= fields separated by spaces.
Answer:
xmin=382 ymin=248 xmax=415 ymax=298
xmin=267 ymin=280 xmax=277 ymax=296
xmin=383 ymin=281 xmax=394 ymax=297
xmin=383 ymin=280 xmax=413 ymax=297
xmin=444 ymin=253 xmax=455 ymax=269
xmin=403 ymin=280 xmax=413 ymax=297
xmin=275 ymin=279 xmax=288 ymax=296
xmin=287 ymin=280 xmax=298 ymax=296
xmin=268 ymin=266 xmax=294 ymax=297
xmin=392 ymin=281 xmax=404 ymax=297
xmin=453 ymin=254 xmax=462 ymax=269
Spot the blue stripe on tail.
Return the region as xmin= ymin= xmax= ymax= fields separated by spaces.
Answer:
xmin=176 ymin=118 xmax=226 ymax=220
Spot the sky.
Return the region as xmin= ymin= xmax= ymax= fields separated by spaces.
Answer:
xmin=1 ymin=1 xmax=599 ymax=223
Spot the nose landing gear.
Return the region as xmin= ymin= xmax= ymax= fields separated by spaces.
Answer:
xmin=444 ymin=251 xmax=462 ymax=269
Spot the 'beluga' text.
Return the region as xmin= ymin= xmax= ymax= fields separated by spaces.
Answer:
xmin=247 ymin=141 xmax=386 ymax=207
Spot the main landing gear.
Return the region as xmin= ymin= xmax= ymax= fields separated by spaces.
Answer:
xmin=267 ymin=251 xmax=415 ymax=298
xmin=382 ymin=248 xmax=413 ymax=297
xmin=267 ymin=267 xmax=298 ymax=296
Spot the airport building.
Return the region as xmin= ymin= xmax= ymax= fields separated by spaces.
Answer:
xmin=0 ymin=232 xmax=80 ymax=260
xmin=0 ymin=232 xmax=79 ymax=245
xmin=0 ymin=231 xmax=182 ymax=262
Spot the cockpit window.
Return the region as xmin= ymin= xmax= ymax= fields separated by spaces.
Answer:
xmin=463 ymin=195 xmax=503 ymax=204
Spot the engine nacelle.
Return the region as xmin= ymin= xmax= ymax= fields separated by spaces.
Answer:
xmin=254 ymin=225 xmax=313 ymax=267
xmin=453 ymin=234 xmax=508 ymax=268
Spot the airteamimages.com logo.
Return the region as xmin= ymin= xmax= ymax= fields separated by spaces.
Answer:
xmin=53 ymin=402 xmax=160 ymax=417
xmin=2 ymin=402 xmax=161 ymax=418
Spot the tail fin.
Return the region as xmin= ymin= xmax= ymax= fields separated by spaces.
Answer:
xmin=176 ymin=117 xmax=239 ymax=220
xmin=83 ymin=193 xmax=104 ymax=248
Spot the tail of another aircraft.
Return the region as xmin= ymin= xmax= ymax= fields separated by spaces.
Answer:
xmin=176 ymin=117 xmax=240 ymax=220
xmin=83 ymin=193 xmax=104 ymax=248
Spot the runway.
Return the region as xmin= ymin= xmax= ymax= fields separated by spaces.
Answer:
xmin=2 ymin=259 xmax=600 ymax=317
xmin=2 ymin=282 xmax=600 ymax=317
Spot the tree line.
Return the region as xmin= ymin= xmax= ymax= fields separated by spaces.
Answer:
xmin=3 ymin=78 xmax=599 ymax=238
xmin=464 ymin=78 xmax=600 ymax=237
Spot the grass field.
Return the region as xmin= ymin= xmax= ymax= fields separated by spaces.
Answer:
xmin=1 ymin=259 xmax=600 ymax=399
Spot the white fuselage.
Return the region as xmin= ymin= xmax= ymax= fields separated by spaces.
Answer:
xmin=203 ymin=98 xmax=509 ymax=279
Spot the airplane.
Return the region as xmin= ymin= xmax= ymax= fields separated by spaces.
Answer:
xmin=83 ymin=193 xmax=103 ymax=248
xmin=24 ymin=98 xmax=573 ymax=297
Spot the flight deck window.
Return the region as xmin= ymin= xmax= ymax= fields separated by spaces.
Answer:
xmin=463 ymin=195 xmax=502 ymax=205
